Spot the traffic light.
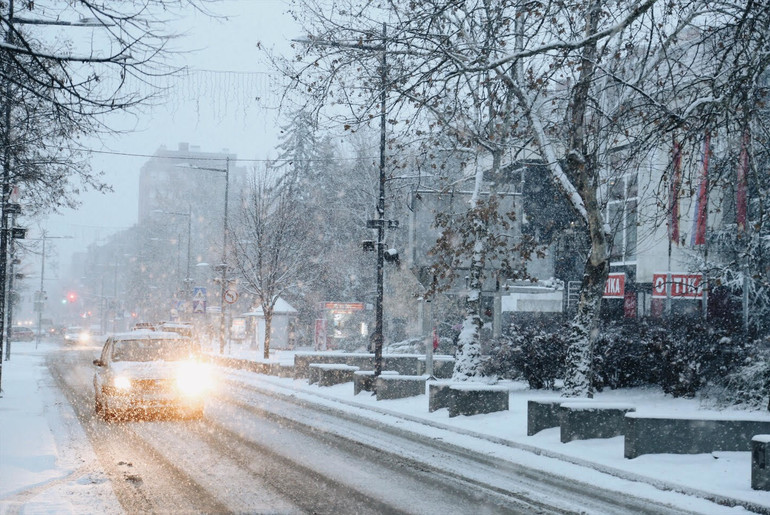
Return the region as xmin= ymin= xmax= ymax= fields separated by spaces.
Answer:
xmin=64 ymin=291 xmax=77 ymax=303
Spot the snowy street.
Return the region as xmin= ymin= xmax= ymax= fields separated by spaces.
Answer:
xmin=0 ymin=342 xmax=764 ymax=514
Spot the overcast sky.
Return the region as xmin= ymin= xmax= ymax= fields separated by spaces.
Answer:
xmin=36 ymin=0 xmax=299 ymax=285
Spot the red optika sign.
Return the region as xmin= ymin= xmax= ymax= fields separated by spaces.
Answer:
xmin=603 ymin=273 xmax=625 ymax=298
xmin=652 ymin=273 xmax=703 ymax=299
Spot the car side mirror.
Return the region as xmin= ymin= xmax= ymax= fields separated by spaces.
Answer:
xmin=93 ymin=359 xmax=104 ymax=367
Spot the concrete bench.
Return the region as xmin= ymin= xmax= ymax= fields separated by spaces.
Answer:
xmin=382 ymin=355 xmax=422 ymax=376
xmin=294 ymin=353 xmax=373 ymax=378
xmin=353 ymin=370 xmax=398 ymax=395
xmin=527 ymin=398 xmax=595 ymax=436
xmin=559 ymin=402 xmax=636 ymax=443
xmin=624 ymin=414 xmax=770 ymax=459
xmin=418 ymin=355 xmax=455 ymax=379
xmin=375 ymin=375 xmax=427 ymax=400
xmin=206 ymin=354 xmax=271 ymax=374
xmin=428 ymin=381 xmax=454 ymax=412
xmin=447 ymin=384 xmax=509 ymax=418
xmin=294 ymin=352 xmax=424 ymax=378
xmin=752 ymin=435 xmax=770 ymax=491
xmin=268 ymin=362 xmax=294 ymax=378
xmin=308 ymin=364 xmax=360 ymax=386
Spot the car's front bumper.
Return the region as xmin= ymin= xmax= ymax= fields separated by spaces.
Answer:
xmin=101 ymin=384 xmax=205 ymax=416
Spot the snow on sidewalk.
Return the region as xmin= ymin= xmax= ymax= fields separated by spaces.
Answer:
xmin=0 ymin=344 xmax=121 ymax=515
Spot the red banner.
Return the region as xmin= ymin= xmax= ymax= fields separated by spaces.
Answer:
xmin=603 ymin=273 xmax=625 ymax=298
xmin=652 ymin=273 xmax=703 ymax=299
xmin=670 ymin=138 xmax=682 ymax=243
xmin=692 ymin=133 xmax=710 ymax=246
xmin=323 ymin=302 xmax=365 ymax=314
xmin=737 ymin=129 xmax=749 ymax=233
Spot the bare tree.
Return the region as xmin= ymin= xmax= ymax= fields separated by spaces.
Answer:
xmin=232 ymin=165 xmax=317 ymax=359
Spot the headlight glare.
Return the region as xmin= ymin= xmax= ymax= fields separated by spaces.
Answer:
xmin=176 ymin=362 xmax=210 ymax=396
xmin=113 ymin=375 xmax=131 ymax=390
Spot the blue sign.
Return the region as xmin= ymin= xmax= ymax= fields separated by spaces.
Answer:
xmin=192 ymin=287 xmax=207 ymax=314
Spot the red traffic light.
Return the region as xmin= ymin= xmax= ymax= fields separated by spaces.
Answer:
xmin=66 ymin=292 xmax=77 ymax=302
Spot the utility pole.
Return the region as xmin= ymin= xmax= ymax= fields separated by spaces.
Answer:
xmin=373 ymin=23 xmax=387 ymax=378
xmin=294 ymin=25 xmax=397 ymax=378
xmin=0 ymin=0 xmax=15 ymax=395
xmin=36 ymin=236 xmax=47 ymax=347
xmin=175 ymin=160 xmax=230 ymax=352
xmin=32 ymin=234 xmax=71 ymax=347
xmin=5 ymin=207 xmax=17 ymax=357
xmin=220 ymin=157 xmax=230 ymax=354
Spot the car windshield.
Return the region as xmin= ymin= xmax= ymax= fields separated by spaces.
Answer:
xmin=111 ymin=339 xmax=196 ymax=362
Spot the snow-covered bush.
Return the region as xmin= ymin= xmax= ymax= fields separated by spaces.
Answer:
xmin=384 ymin=337 xmax=424 ymax=354
xmin=702 ymin=357 xmax=769 ymax=410
xmin=646 ymin=321 xmax=751 ymax=398
xmin=592 ymin=321 xmax=665 ymax=391
xmin=482 ymin=324 xmax=568 ymax=389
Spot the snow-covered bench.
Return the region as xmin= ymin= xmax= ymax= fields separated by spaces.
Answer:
xmin=447 ymin=384 xmax=509 ymax=417
xmin=353 ymin=370 xmax=398 ymax=395
xmin=268 ymin=362 xmax=294 ymax=377
xmin=428 ymin=382 xmax=510 ymax=416
xmin=428 ymin=381 xmax=453 ymax=412
xmin=752 ymin=435 xmax=770 ymax=491
xmin=308 ymin=364 xmax=360 ymax=386
xmin=375 ymin=375 xmax=426 ymax=400
xmin=559 ymin=402 xmax=636 ymax=443
xmin=625 ymin=414 xmax=770 ymax=458
xmin=294 ymin=352 xmax=424 ymax=378
xmin=417 ymin=355 xmax=455 ymax=379
xmin=294 ymin=352 xmax=373 ymax=378
xmin=527 ymin=398 xmax=596 ymax=436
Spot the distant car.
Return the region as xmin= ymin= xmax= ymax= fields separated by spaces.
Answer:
xmin=158 ymin=322 xmax=194 ymax=339
xmin=92 ymin=330 xmax=210 ymax=420
xmin=64 ymin=326 xmax=90 ymax=345
xmin=11 ymin=326 xmax=34 ymax=342
xmin=132 ymin=322 xmax=157 ymax=331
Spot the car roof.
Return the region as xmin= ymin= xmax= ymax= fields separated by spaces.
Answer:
xmin=111 ymin=329 xmax=188 ymax=341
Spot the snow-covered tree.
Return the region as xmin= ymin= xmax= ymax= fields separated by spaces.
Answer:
xmin=279 ymin=0 xmax=770 ymax=394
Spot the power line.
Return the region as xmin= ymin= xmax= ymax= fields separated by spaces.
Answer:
xmin=86 ymin=148 xmax=379 ymax=163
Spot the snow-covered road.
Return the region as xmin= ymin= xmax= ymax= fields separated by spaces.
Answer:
xmin=25 ymin=345 xmax=724 ymax=513
xmin=1 ymin=343 xmax=759 ymax=514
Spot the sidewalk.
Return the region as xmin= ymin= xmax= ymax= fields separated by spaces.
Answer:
xmin=0 ymin=344 xmax=122 ymax=514
xmin=217 ymin=343 xmax=770 ymax=514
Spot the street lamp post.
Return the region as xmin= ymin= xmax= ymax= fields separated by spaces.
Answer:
xmin=175 ymin=159 xmax=230 ymax=352
xmin=29 ymin=234 xmax=72 ymax=347
xmin=153 ymin=206 xmax=193 ymax=319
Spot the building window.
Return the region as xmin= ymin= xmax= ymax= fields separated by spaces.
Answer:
xmin=606 ymin=174 xmax=638 ymax=263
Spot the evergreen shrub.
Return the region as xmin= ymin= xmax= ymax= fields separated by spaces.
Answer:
xmin=483 ymin=324 xmax=568 ymax=389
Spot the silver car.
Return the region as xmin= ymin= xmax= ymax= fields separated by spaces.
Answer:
xmin=93 ymin=330 xmax=211 ymax=420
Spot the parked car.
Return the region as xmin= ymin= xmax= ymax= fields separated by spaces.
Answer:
xmin=11 ymin=326 xmax=34 ymax=342
xmin=92 ymin=330 xmax=210 ymax=420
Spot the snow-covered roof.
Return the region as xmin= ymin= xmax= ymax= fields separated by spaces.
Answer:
xmin=242 ymin=297 xmax=297 ymax=316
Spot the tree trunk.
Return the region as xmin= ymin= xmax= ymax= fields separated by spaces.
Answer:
xmin=452 ymin=247 xmax=485 ymax=381
xmin=562 ymin=185 xmax=609 ymax=397
xmin=263 ymin=308 xmax=273 ymax=360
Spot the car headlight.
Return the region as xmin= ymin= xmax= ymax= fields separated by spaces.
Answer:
xmin=176 ymin=361 xmax=210 ymax=396
xmin=113 ymin=376 xmax=131 ymax=391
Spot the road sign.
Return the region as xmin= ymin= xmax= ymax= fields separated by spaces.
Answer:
xmin=192 ymin=299 xmax=206 ymax=314
xmin=224 ymin=289 xmax=238 ymax=304
xmin=193 ymin=287 xmax=206 ymax=300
